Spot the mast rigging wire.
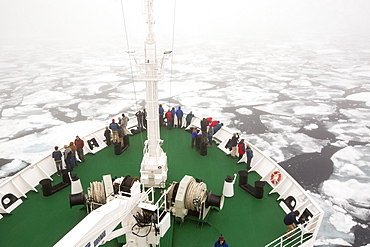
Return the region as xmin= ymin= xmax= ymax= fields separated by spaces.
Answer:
xmin=120 ymin=0 xmax=145 ymax=145
xmin=164 ymin=0 xmax=177 ymax=152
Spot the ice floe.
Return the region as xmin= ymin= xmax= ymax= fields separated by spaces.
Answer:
xmin=255 ymin=100 xmax=336 ymax=116
xmin=327 ymin=122 xmax=370 ymax=142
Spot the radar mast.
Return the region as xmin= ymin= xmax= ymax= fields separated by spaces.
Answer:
xmin=128 ymin=0 xmax=172 ymax=188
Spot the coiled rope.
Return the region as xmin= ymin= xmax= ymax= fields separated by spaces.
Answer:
xmin=88 ymin=181 xmax=105 ymax=204
xmin=185 ymin=181 xmax=207 ymax=212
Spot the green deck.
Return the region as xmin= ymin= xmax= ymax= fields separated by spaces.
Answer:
xmin=0 ymin=127 xmax=287 ymax=247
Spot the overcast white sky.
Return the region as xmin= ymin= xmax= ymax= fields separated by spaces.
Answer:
xmin=1 ymin=0 xmax=370 ymax=46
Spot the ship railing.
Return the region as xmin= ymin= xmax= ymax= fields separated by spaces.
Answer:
xmin=0 ymin=115 xmax=139 ymax=216
xmin=139 ymin=187 xmax=168 ymax=226
xmin=265 ymin=213 xmax=322 ymax=247
xmin=153 ymin=188 xmax=169 ymax=226
xmin=209 ymin=125 xmax=324 ymax=247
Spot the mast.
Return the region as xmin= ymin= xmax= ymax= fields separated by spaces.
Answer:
xmin=144 ymin=0 xmax=160 ymax=159
xmin=129 ymin=0 xmax=171 ymax=188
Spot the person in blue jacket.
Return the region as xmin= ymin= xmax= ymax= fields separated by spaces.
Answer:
xmin=109 ymin=119 xmax=119 ymax=143
xmin=246 ymin=144 xmax=253 ymax=170
xmin=191 ymin=128 xmax=200 ymax=148
xmin=175 ymin=106 xmax=184 ymax=128
xmin=284 ymin=210 xmax=306 ymax=238
xmin=159 ymin=104 xmax=164 ymax=126
xmin=214 ymin=235 xmax=229 ymax=247
xmin=170 ymin=107 xmax=176 ymax=126
xmin=213 ymin=121 xmax=223 ymax=133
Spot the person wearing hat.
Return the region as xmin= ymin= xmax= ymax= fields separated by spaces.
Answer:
xmin=109 ymin=119 xmax=119 ymax=143
xmin=214 ymin=235 xmax=229 ymax=247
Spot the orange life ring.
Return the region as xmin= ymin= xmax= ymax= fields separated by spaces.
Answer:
xmin=270 ymin=171 xmax=282 ymax=184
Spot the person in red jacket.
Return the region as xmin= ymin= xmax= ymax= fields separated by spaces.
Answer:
xmin=237 ymin=139 xmax=245 ymax=161
xmin=74 ymin=136 xmax=85 ymax=162
xmin=165 ymin=109 xmax=173 ymax=130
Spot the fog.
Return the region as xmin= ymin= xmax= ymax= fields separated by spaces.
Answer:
xmin=1 ymin=0 xmax=370 ymax=46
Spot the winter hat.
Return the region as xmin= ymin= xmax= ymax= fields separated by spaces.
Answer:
xmin=112 ymin=119 xmax=115 ymax=122
xmin=218 ymin=235 xmax=224 ymax=241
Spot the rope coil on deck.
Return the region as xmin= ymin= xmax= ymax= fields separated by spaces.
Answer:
xmin=185 ymin=181 xmax=207 ymax=211
xmin=88 ymin=181 xmax=105 ymax=204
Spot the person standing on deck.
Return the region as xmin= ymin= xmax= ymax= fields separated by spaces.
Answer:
xmin=186 ymin=111 xmax=194 ymax=127
xmin=171 ymin=107 xmax=176 ymax=127
xmin=230 ymin=133 xmax=239 ymax=159
xmin=191 ymin=128 xmax=200 ymax=148
xmin=283 ymin=210 xmax=306 ymax=238
xmin=74 ymin=136 xmax=85 ymax=162
xmin=213 ymin=121 xmax=223 ymax=133
xmin=143 ymin=108 xmax=147 ymax=129
xmin=121 ymin=114 xmax=130 ymax=135
xmin=109 ymin=119 xmax=119 ymax=143
xmin=176 ymin=106 xmax=184 ymax=128
xmin=69 ymin=141 xmax=78 ymax=168
xmin=165 ymin=109 xmax=173 ymax=130
xmin=118 ymin=126 xmax=124 ymax=147
xmin=52 ymin=146 xmax=63 ymax=176
xmin=104 ymin=126 xmax=111 ymax=146
xmin=63 ymin=144 xmax=73 ymax=170
xmin=135 ymin=110 xmax=144 ymax=130
xmin=207 ymin=125 xmax=214 ymax=147
xmin=159 ymin=104 xmax=164 ymax=126
xmin=246 ymin=144 xmax=253 ymax=169
xmin=214 ymin=235 xmax=229 ymax=247
xmin=237 ymin=139 xmax=245 ymax=161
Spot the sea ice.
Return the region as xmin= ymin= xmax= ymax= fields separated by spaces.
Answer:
xmin=21 ymin=89 xmax=74 ymax=105
xmin=339 ymin=108 xmax=370 ymax=127
xmin=315 ymin=238 xmax=352 ymax=246
xmin=255 ymin=100 xmax=336 ymax=116
xmin=331 ymin=146 xmax=370 ymax=178
xmin=0 ymin=159 xmax=28 ymax=178
xmin=329 ymin=210 xmax=357 ymax=233
xmin=245 ymin=132 xmax=328 ymax=162
xmin=0 ymin=110 xmax=63 ymax=140
xmin=220 ymin=85 xmax=279 ymax=106
xmin=327 ymin=122 xmax=370 ymax=142
xmin=322 ymin=179 xmax=370 ymax=207
xmin=78 ymin=98 xmax=136 ymax=120
xmin=236 ymin=108 xmax=253 ymax=115
xmin=0 ymin=120 xmax=106 ymax=165
xmin=260 ymin=115 xmax=302 ymax=133
xmin=346 ymin=92 xmax=370 ymax=103
xmin=281 ymin=86 xmax=343 ymax=101
xmin=304 ymin=123 xmax=318 ymax=130
xmin=290 ymin=79 xmax=312 ymax=87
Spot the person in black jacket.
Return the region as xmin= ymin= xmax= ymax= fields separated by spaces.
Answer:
xmin=104 ymin=126 xmax=111 ymax=146
xmin=284 ymin=210 xmax=306 ymax=238
xmin=229 ymin=133 xmax=239 ymax=159
xmin=52 ymin=146 xmax=62 ymax=176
